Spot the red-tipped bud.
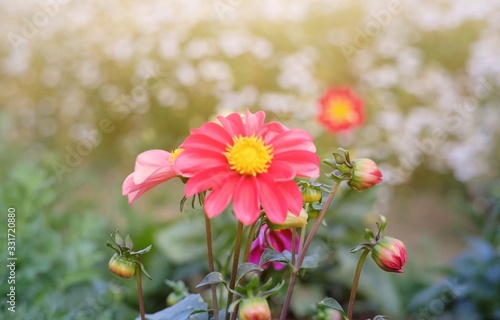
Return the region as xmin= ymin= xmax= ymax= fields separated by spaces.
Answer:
xmin=371 ymin=236 xmax=407 ymax=273
xmin=108 ymin=253 xmax=136 ymax=278
xmin=347 ymin=158 xmax=382 ymax=191
xmin=239 ymin=297 xmax=271 ymax=320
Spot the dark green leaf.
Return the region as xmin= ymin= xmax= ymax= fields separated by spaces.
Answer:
xmin=195 ymin=272 xmax=226 ymax=288
xmin=259 ymin=248 xmax=289 ymax=266
xmin=318 ymin=298 xmax=347 ymax=319
xmin=135 ymin=294 xmax=208 ymax=320
xmin=236 ymin=262 xmax=263 ymax=283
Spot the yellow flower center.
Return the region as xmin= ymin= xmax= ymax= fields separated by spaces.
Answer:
xmin=170 ymin=148 xmax=184 ymax=163
xmin=327 ymin=98 xmax=358 ymax=123
xmin=224 ymin=135 xmax=273 ymax=176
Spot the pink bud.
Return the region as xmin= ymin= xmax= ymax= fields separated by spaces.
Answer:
xmin=371 ymin=236 xmax=407 ymax=273
xmin=347 ymin=158 xmax=382 ymax=191
xmin=239 ymin=297 xmax=271 ymax=320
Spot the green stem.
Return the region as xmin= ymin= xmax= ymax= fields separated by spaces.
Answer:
xmin=347 ymin=249 xmax=370 ymax=320
xmin=136 ymin=258 xmax=146 ymax=320
xmin=243 ymin=222 xmax=257 ymax=263
xmin=291 ymin=229 xmax=297 ymax=266
xmin=205 ymin=215 xmax=219 ymax=320
xmin=279 ymin=182 xmax=341 ymax=320
xmin=226 ymin=221 xmax=244 ymax=320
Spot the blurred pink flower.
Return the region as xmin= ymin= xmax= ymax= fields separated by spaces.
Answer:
xmin=317 ymin=87 xmax=364 ymax=133
xmin=175 ymin=109 xmax=319 ymax=225
xmin=122 ymin=149 xmax=183 ymax=204
xmin=248 ymin=225 xmax=299 ymax=270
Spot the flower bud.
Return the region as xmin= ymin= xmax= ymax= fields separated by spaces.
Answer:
xmin=108 ymin=253 xmax=136 ymax=278
xmin=302 ymin=186 xmax=322 ymax=203
xmin=347 ymin=158 xmax=382 ymax=191
xmin=371 ymin=236 xmax=407 ymax=273
xmin=268 ymin=209 xmax=308 ymax=230
xmin=239 ymin=297 xmax=271 ymax=320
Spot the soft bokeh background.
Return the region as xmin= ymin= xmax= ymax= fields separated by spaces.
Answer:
xmin=1 ymin=0 xmax=500 ymax=319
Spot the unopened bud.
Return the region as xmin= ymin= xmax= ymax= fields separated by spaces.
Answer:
xmin=371 ymin=236 xmax=407 ymax=273
xmin=239 ymin=297 xmax=271 ymax=320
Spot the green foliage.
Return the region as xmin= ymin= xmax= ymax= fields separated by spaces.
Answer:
xmin=0 ymin=161 xmax=133 ymax=319
xmin=407 ymin=185 xmax=500 ymax=319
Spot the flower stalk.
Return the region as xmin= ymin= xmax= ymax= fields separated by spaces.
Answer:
xmin=205 ymin=215 xmax=219 ymax=320
xmin=279 ymin=182 xmax=341 ymax=320
xmin=136 ymin=257 xmax=146 ymax=320
xmin=347 ymin=249 xmax=370 ymax=320
xmin=227 ymin=221 xmax=244 ymax=320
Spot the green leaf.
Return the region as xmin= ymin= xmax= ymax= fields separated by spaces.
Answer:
xmin=135 ymin=294 xmax=208 ymax=320
xmin=236 ymin=262 xmax=263 ymax=283
xmin=373 ymin=316 xmax=388 ymax=320
xmin=300 ymin=255 xmax=319 ymax=270
xmin=259 ymin=248 xmax=290 ymax=266
xmin=195 ymin=272 xmax=226 ymax=288
xmin=318 ymin=298 xmax=347 ymax=319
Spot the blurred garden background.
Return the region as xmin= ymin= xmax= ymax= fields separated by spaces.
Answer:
xmin=1 ymin=0 xmax=500 ymax=319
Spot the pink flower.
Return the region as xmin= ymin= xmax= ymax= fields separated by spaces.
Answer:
xmin=347 ymin=158 xmax=382 ymax=191
xmin=317 ymin=87 xmax=364 ymax=133
xmin=248 ymin=225 xmax=299 ymax=270
xmin=122 ymin=149 xmax=183 ymax=204
xmin=175 ymin=110 xmax=319 ymax=225
xmin=371 ymin=236 xmax=407 ymax=273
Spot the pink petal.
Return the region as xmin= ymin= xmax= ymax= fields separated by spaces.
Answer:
xmin=269 ymin=129 xmax=317 ymax=153
xmin=217 ymin=113 xmax=245 ymax=137
xmin=266 ymin=161 xmax=295 ymax=181
xmin=175 ymin=148 xmax=228 ymax=177
xmin=273 ymin=150 xmax=320 ymax=177
xmin=190 ymin=122 xmax=233 ymax=145
xmin=123 ymin=173 xmax=163 ymax=204
xmin=185 ymin=166 xmax=236 ymax=197
xmin=233 ymin=176 xmax=261 ymax=225
xmin=122 ymin=173 xmax=136 ymax=195
xmin=181 ymin=132 xmax=227 ymax=150
xmin=258 ymin=121 xmax=287 ymax=144
xmin=133 ymin=150 xmax=173 ymax=184
xmin=244 ymin=109 xmax=265 ymax=136
xmin=204 ymin=175 xmax=240 ymax=218
xmin=277 ymin=180 xmax=303 ymax=215
xmin=257 ymin=174 xmax=288 ymax=224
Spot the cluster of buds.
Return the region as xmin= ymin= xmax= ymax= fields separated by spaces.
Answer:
xmin=299 ymin=180 xmax=325 ymax=220
xmin=107 ymin=230 xmax=152 ymax=279
xmin=323 ymin=148 xmax=382 ymax=191
xmin=351 ymin=216 xmax=407 ymax=273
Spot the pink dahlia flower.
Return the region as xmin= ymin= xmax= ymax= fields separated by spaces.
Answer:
xmin=248 ymin=225 xmax=299 ymax=270
xmin=122 ymin=149 xmax=183 ymax=204
xmin=175 ymin=110 xmax=320 ymax=225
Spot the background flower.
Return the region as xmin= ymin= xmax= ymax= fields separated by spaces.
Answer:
xmin=317 ymin=87 xmax=365 ymax=133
